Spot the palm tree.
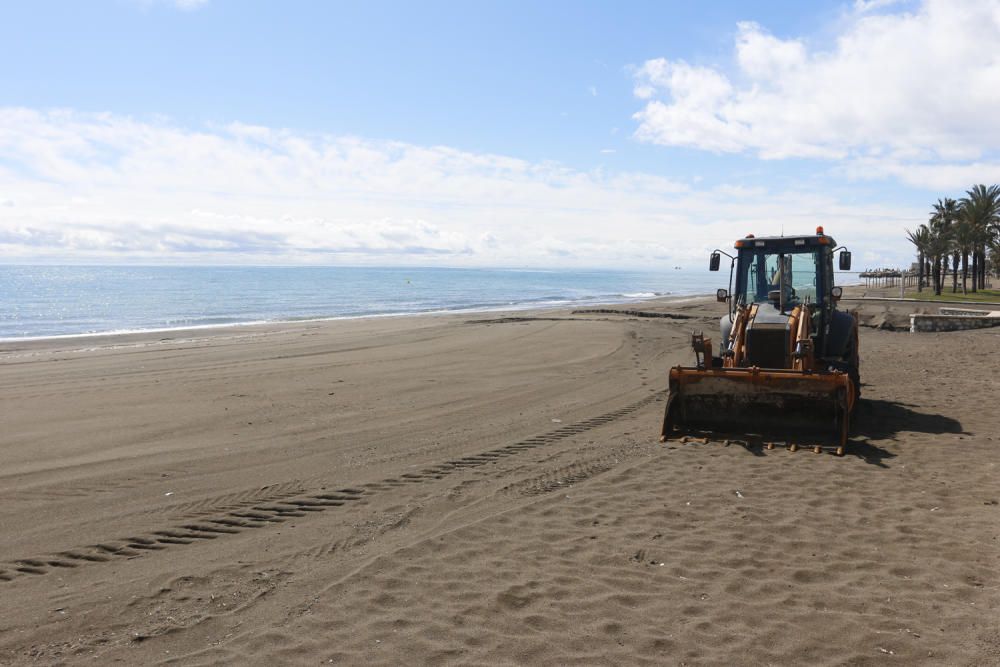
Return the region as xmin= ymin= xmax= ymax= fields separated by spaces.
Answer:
xmin=952 ymin=212 xmax=980 ymax=294
xmin=905 ymin=225 xmax=931 ymax=292
xmin=959 ymin=184 xmax=1000 ymax=292
xmin=922 ymin=224 xmax=952 ymax=296
xmin=930 ymin=197 xmax=960 ymax=292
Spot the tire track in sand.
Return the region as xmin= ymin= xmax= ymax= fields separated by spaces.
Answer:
xmin=0 ymin=390 xmax=666 ymax=585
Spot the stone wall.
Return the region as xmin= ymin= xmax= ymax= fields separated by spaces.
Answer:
xmin=910 ymin=312 xmax=1000 ymax=332
xmin=937 ymin=307 xmax=998 ymax=317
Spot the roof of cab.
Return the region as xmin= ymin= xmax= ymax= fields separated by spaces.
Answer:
xmin=734 ymin=234 xmax=836 ymax=249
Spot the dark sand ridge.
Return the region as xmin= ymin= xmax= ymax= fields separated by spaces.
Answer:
xmin=0 ymin=295 xmax=998 ymax=665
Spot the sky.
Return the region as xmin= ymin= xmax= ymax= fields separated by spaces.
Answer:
xmin=2 ymin=0 xmax=999 ymax=268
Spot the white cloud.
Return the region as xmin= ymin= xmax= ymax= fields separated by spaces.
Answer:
xmin=633 ymin=59 xmax=748 ymax=154
xmin=0 ymin=108 xmax=923 ymax=267
xmin=632 ymin=0 xmax=1000 ymax=187
xmin=734 ymin=21 xmax=806 ymax=80
xmin=843 ymin=157 xmax=1000 ymax=191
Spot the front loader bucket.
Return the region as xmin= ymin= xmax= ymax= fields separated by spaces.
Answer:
xmin=661 ymin=366 xmax=854 ymax=452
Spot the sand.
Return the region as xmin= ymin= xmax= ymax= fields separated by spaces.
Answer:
xmin=1 ymin=296 xmax=998 ymax=665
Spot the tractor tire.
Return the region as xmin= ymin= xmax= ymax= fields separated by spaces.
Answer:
xmin=847 ymin=322 xmax=861 ymax=401
xmin=848 ymin=363 xmax=860 ymax=401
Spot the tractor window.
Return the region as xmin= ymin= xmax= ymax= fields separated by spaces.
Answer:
xmin=789 ymin=252 xmax=818 ymax=303
xmin=740 ymin=249 xmax=820 ymax=306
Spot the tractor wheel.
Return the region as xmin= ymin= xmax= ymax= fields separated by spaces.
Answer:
xmin=847 ymin=322 xmax=861 ymax=401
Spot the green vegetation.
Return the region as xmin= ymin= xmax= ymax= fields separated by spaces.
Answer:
xmin=906 ymin=184 xmax=1000 ymax=296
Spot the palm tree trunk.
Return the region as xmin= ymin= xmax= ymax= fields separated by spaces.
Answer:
xmin=917 ymin=251 xmax=924 ymax=291
xmin=934 ymin=256 xmax=942 ymax=295
xmin=972 ymin=252 xmax=979 ymax=293
xmin=962 ymin=252 xmax=969 ymax=294
xmin=952 ymin=252 xmax=960 ymax=292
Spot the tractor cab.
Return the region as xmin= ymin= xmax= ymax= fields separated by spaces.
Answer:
xmin=740 ymin=242 xmax=824 ymax=309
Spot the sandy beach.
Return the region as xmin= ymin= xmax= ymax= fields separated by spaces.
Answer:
xmin=1 ymin=295 xmax=998 ymax=665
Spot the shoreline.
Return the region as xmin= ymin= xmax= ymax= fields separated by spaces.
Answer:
xmin=2 ymin=266 xmax=866 ymax=345
xmin=0 ymin=292 xmax=712 ymax=351
xmin=2 ymin=263 xmax=715 ymax=344
xmin=0 ymin=283 xmax=933 ymax=354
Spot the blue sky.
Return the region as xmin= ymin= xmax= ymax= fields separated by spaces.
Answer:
xmin=2 ymin=2 xmax=837 ymax=153
xmin=1 ymin=0 xmax=998 ymax=267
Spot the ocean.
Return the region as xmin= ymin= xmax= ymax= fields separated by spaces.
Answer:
xmin=1 ymin=265 xmax=713 ymax=340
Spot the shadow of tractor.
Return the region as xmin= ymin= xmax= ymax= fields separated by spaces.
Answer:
xmin=849 ymin=398 xmax=966 ymax=467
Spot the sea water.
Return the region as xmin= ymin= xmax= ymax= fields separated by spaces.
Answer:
xmin=0 ymin=265 xmax=714 ymax=340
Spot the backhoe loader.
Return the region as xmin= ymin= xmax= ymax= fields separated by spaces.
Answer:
xmin=660 ymin=228 xmax=859 ymax=455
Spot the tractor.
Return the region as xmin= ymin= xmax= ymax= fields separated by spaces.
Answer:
xmin=660 ymin=227 xmax=859 ymax=455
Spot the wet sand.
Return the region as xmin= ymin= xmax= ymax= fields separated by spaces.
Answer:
xmin=1 ymin=296 xmax=998 ymax=665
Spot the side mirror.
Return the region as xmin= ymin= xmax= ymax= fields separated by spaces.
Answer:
xmin=839 ymin=250 xmax=852 ymax=271
xmin=709 ymin=252 xmax=721 ymax=271
xmin=831 ymin=286 xmax=843 ymax=301
xmin=716 ymin=288 xmax=728 ymax=303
